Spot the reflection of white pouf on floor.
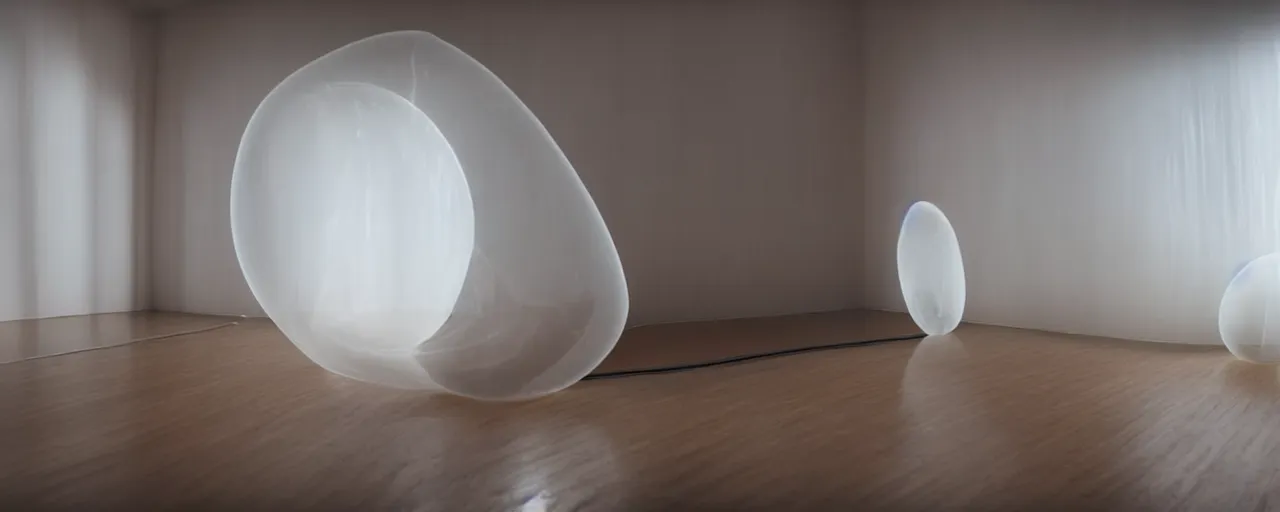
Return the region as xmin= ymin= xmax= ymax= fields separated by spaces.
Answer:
xmin=230 ymin=31 xmax=629 ymax=401
xmin=1219 ymin=253 xmax=1280 ymax=364
xmin=896 ymin=201 xmax=966 ymax=336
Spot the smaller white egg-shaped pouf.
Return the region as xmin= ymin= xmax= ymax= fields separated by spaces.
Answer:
xmin=231 ymin=31 xmax=629 ymax=400
xmin=896 ymin=201 xmax=966 ymax=336
xmin=1219 ymin=253 xmax=1280 ymax=364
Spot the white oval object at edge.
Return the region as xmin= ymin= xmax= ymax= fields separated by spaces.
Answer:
xmin=896 ymin=201 xmax=966 ymax=336
xmin=1219 ymin=252 xmax=1280 ymax=364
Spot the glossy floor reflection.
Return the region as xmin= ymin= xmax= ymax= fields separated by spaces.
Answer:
xmin=0 ymin=310 xmax=1272 ymax=509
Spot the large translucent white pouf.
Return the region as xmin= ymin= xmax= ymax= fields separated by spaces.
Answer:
xmin=231 ymin=31 xmax=629 ymax=400
xmin=896 ymin=201 xmax=966 ymax=336
xmin=1219 ymin=253 xmax=1280 ymax=364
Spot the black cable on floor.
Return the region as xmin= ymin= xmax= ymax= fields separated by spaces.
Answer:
xmin=581 ymin=332 xmax=927 ymax=381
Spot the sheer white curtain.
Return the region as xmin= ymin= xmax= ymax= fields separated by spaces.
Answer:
xmin=863 ymin=0 xmax=1280 ymax=344
xmin=0 ymin=1 xmax=153 ymax=322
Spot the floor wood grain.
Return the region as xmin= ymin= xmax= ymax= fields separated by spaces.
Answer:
xmin=0 ymin=310 xmax=1273 ymax=510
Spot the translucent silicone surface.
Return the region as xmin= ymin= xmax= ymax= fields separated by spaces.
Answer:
xmin=230 ymin=31 xmax=629 ymax=400
xmin=897 ymin=201 xmax=966 ymax=336
xmin=1219 ymin=253 xmax=1280 ymax=364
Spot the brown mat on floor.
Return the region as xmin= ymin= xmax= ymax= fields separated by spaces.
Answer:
xmin=0 ymin=309 xmax=925 ymax=373
xmin=595 ymin=309 xmax=925 ymax=374
xmin=0 ymin=312 xmax=240 ymax=364
xmin=175 ymin=310 xmax=927 ymax=374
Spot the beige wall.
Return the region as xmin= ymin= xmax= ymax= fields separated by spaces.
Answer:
xmin=0 ymin=1 xmax=155 ymax=322
xmin=151 ymin=0 xmax=865 ymax=325
xmin=863 ymin=0 xmax=1280 ymax=344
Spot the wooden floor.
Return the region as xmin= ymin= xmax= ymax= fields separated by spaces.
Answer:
xmin=0 ymin=310 xmax=1276 ymax=510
